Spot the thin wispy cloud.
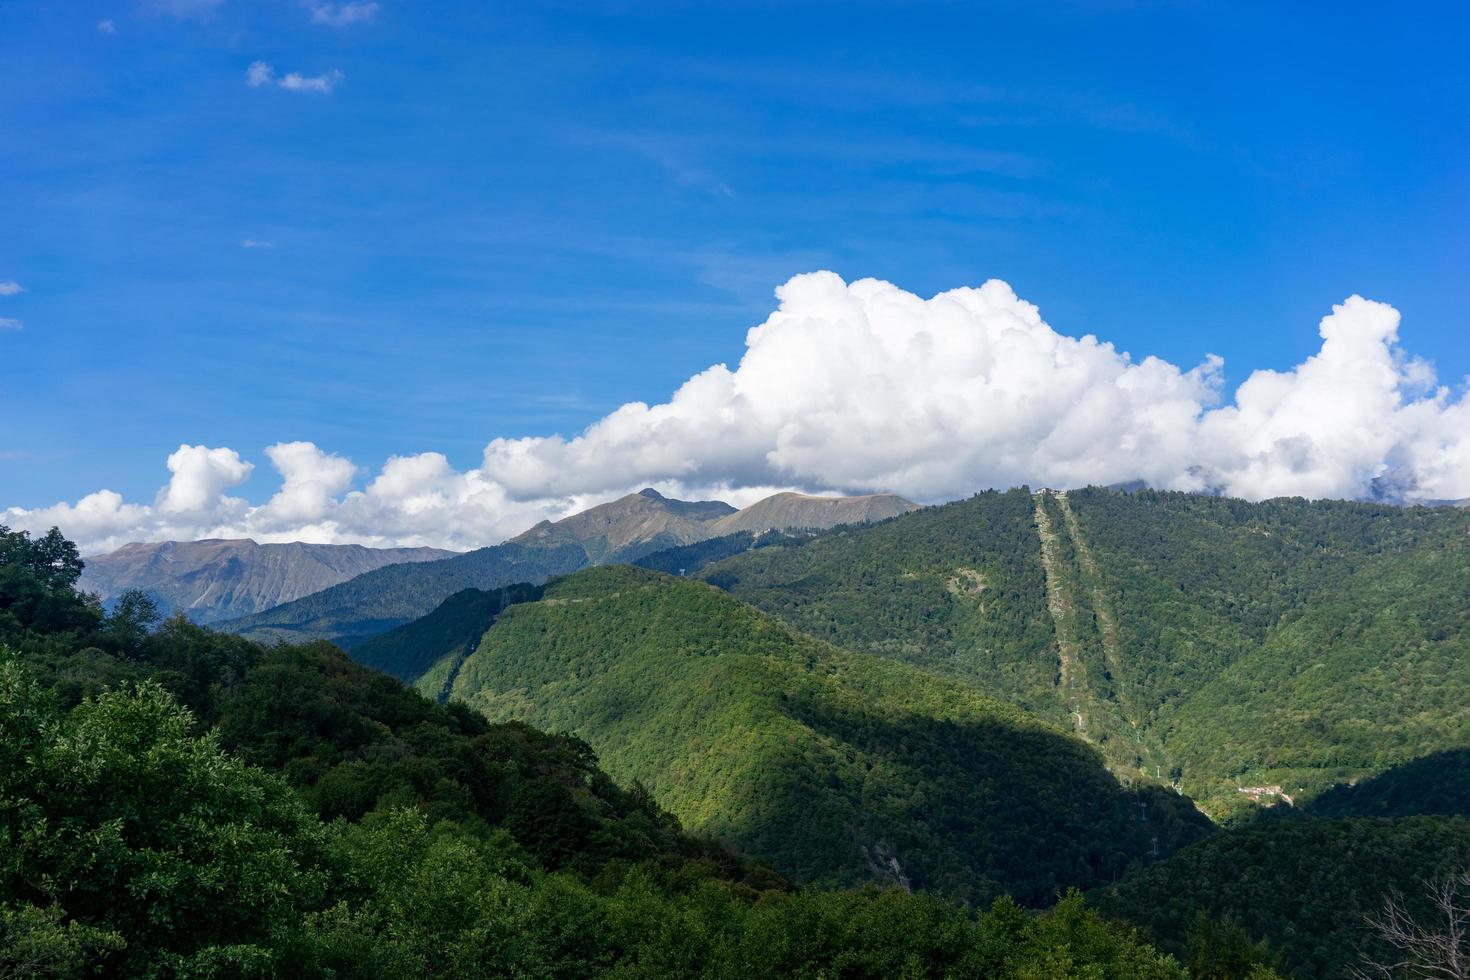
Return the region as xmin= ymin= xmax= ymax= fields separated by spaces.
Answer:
xmin=308 ymin=2 xmax=378 ymax=27
xmin=246 ymin=61 xmax=344 ymax=95
xmin=0 ymin=318 xmax=23 ymax=332
xmin=241 ymin=239 xmax=275 ymax=249
xmin=97 ymin=19 xmax=117 ymax=34
xmin=0 ymin=281 xmax=23 ymax=296
xmin=571 ymin=129 xmax=734 ymax=198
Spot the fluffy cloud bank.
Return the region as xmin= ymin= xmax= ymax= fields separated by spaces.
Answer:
xmin=7 ymin=272 xmax=1469 ymax=553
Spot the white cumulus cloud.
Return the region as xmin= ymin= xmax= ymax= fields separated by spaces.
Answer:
xmin=6 ymin=273 xmax=1469 ymax=554
xmin=154 ymin=445 xmax=254 ymax=517
xmin=0 ymin=281 xmax=23 ymax=296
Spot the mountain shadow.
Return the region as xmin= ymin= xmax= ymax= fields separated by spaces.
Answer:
xmin=1307 ymin=747 xmax=1470 ymax=819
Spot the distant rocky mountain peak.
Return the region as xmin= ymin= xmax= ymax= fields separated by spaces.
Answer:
xmin=710 ymin=491 xmax=919 ymax=535
xmin=219 ymin=487 xmax=920 ymax=645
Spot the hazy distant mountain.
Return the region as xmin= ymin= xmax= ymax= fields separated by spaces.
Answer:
xmin=220 ymin=487 xmax=911 ymax=645
xmin=710 ymin=491 xmax=917 ymax=535
xmin=80 ymin=539 xmax=454 ymax=624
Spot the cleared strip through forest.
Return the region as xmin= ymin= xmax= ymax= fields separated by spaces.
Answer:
xmin=1033 ymin=491 xmax=1089 ymax=736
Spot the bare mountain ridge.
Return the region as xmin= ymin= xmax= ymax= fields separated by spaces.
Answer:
xmin=710 ymin=491 xmax=919 ymax=535
xmin=511 ymin=487 xmax=918 ymax=562
xmin=510 ymin=488 xmax=736 ymax=562
xmin=80 ymin=538 xmax=454 ymax=624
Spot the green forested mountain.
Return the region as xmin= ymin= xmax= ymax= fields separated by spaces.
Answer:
xmin=2 ymin=522 xmax=1216 ymax=978
xmin=433 ymin=565 xmax=1212 ymax=902
xmin=1060 ymin=488 xmax=1470 ymax=818
xmin=698 ymin=488 xmax=1470 ymax=818
xmin=700 ymin=488 xmax=1058 ymax=710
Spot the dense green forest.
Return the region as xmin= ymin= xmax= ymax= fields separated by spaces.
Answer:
xmin=4 ymin=523 xmax=1245 ymax=978
xmin=1063 ymin=488 xmax=1470 ymax=816
xmin=1307 ymin=748 xmax=1470 ymax=820
xmin=434 ymin=565 xmax=1212 ymax=901
xmin=702 ymin=488 xmax=1061 ymax=713
xmin=698 ymin=488 xmax=1470 ymax=818
xmin=1093 ymin=815 xmax=1470 ymax=979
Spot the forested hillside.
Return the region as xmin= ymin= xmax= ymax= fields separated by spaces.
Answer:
xmin=436 ymin=565 xmax=1212 ymax=901
xmin=699 ymin=488 xmax=1470 ymax=817
xmin=630 ymin=528 xmax=810 ymax=577
xmin=1062 ymin=488 xmax=1470 ymax=816
xmin=702 ymin=488 xmax=1058 ymax=710
xmin=1308 ymin=748 xmax=1470 ymax=820
xmin=2 ymin=524 xmax=1217 ymax=978
xmin=1094 ymin=815 xmax=1470 ymax=979
xmin=351 ymin=583 xmax=543 ymax=698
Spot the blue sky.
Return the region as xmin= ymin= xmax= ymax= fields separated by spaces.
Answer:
xmin=3 ymin=1 xmax=1468 ymax=546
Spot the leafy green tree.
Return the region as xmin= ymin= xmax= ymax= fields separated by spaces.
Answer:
xmin=0 ymin=524 xmax=98 ymax=641
xmin=0 ymin=652 xmax=332 ymax=976
xmin=104 ymin=587 xmax=161 ymax=659
xmin=0 ymin=902 xmax=126 ymax=980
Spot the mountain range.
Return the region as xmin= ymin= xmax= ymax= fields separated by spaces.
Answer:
xmin=78 ymin=538 xmax=454 ymax=624
xmin=8 ymin=484 xmax=1470 ymax=978
xmin=356 ymin=486 xmax=1470 ymax=823
xmin=327 ymin=484 xmax=1470 ymax=977
xmin=216 ymin=487 xmax=916 ymax=644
